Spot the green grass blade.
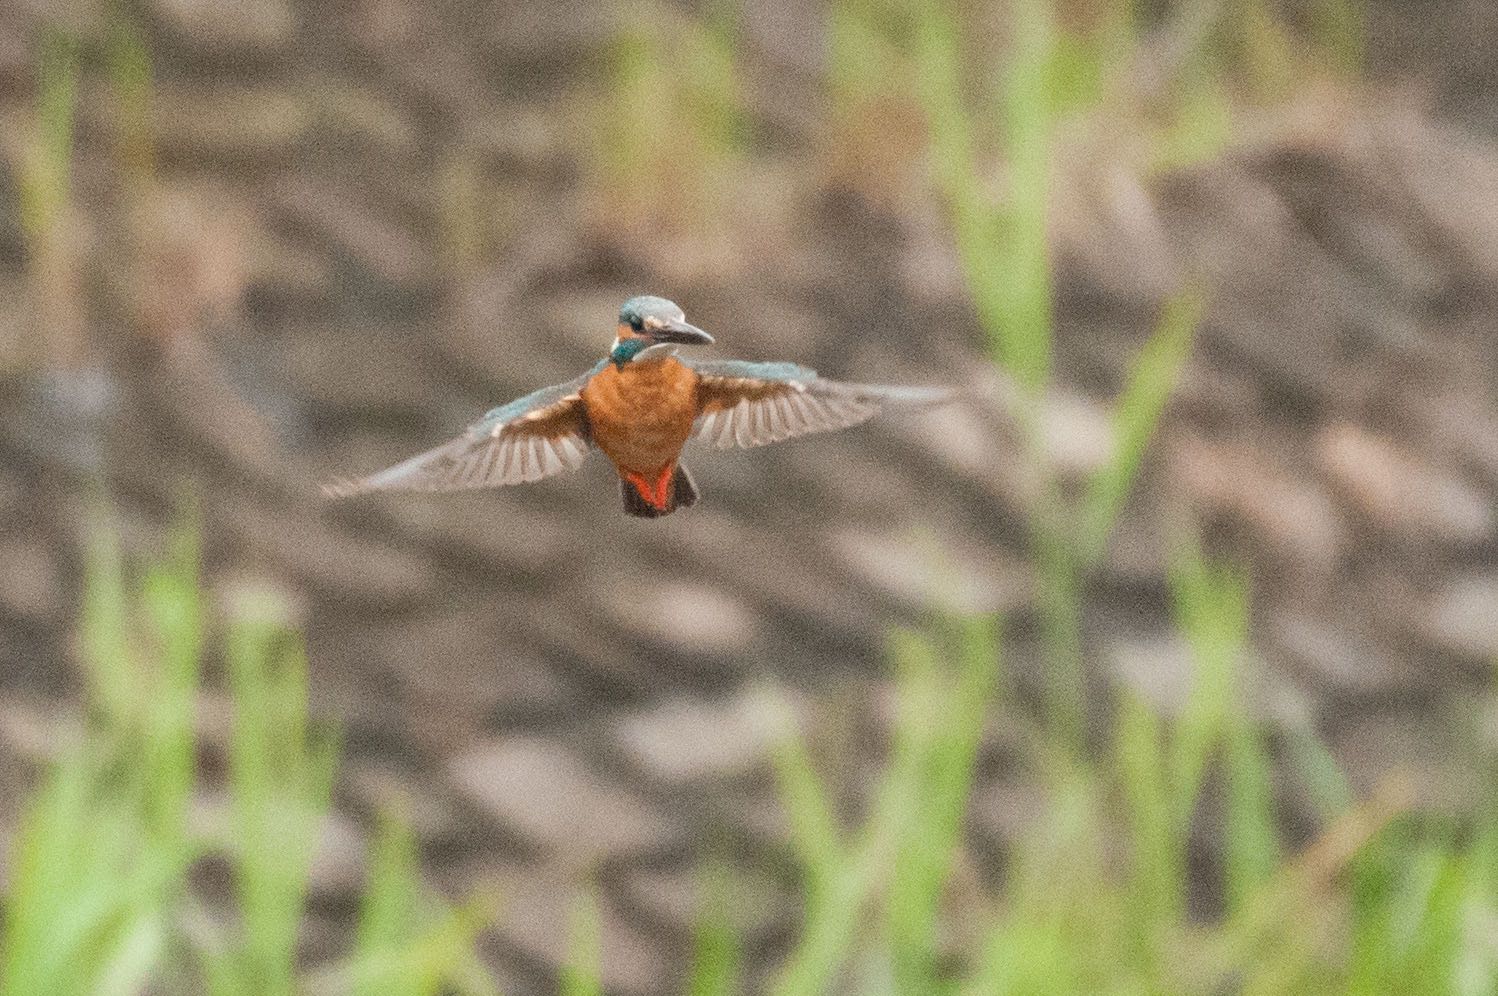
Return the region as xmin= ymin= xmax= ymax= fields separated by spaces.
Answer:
xmin=559 ymin=888 xmax=602 ymax=996
xmin=1079 ymin=289 xmax=1203 ymax=563
xmin=222 ymin=602 xmax=340 ymax=996
xmin=79 ymin=515 xmax=133 ymax=726
xmin=105 ymin=10 xmax=155 ymax=190
xmin=915 ymin=0 xmax=1056 ymax=391
xmin=18 ymin=29 xmax=77 ymax=245
xmin=993 ymin=0 xmax=1057 ymax=392
xmin=2 ymin=516 xmax=199 ymax=996
xmin=887 ymin=619 xmax=998 ymax=991
xmin=1222 ymin=724 xmax=1282 ymax=913
xmin=138 ymin=513 xmax=202 ymax=854
xmin=1115 ymin=691 xmax=1182 ymax=957
xmin=688 ymin=861 xmax=741 ymax=996
xmin=770 ymin=709 xmax=845 ymax=903
xmin=1166 ymin=545 xmax=1247 ymax=827
xmin=354 ymin=812 xmax=424 ymax=996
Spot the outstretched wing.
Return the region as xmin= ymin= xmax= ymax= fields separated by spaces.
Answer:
xmin=324 ymin=361 xmax=606 ymax=496
xmin=686 ymin=359 xmax=952 ymax=450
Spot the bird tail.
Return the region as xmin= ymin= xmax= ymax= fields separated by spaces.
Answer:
xmin=620 ymin=463 xmax=699 ymax=518
xmin=672 ymin=463 xmax=699 ymax=510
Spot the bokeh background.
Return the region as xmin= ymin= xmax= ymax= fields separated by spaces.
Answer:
xmin=0 ymin=0 xmax=1496 ymax=993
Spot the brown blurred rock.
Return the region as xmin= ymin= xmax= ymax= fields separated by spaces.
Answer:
xmin=1383 ymin=109 xmax=1498 ymax=283
xmin=0 ymin=533 xmax=64 ymax=625
xmin=1107 ymin=634 xmax=1196 ymax=714
xmin=449 ymin=737 xmax=681 ymax=863
xmin=1171 ymin=434 xmax=1346 ymax=575
xmin=280 ymin=322 xmax=435 ymax=412
xmin=598 ymin=577 xmax=760 ymax=658
xmin=1407 ymin=390 xmax=1498 ymax=488
xmin=0 ymin=696 xmax=72 ymax=762
xmin=966 ymin=775 xmax=1049 ymax=848
xmin=1038 ymin=390 xmax=1115 ymax=481
xmin=1315 ymin=423 xmax=1493 ymax=547
xmin=1332 ymin=707 xmax=1479 ymax=814
xmin=148 ymin=0 xmax=296 ymax=54
xmin=484 ymin=1 xmax=617 ymax=61
xmin=152 ymin=87 xmax=309 ymax=160
xmin=309 ymin=83 xmax=420 ymax=155
xmin=272 ymin=178 xmax=435 ymax=290
xmin=828 ymin=527 xmax=1032 ymax=615
xmin=657 ymin=512 xmax=885 ymax=643
xmin=224 ymin=500 xmax=437 ymax=607
xmin=0 ymin=467 xmax=26 ymax=524
xmin=344 ymin=762 xmax=461 ymax=844
xmin=1423 ymin=576 xmax=1498 ymax=664
xmin=378 ymin=493 xmax=585 ymax=576
xmin=1268 ymin=612 xmax=1421 ymax=699
xmin=355 ymin=602 xmax=575 ymax=722
xmin=612 ymin=688 xmax=788 ymax=787
xmin=306 ymin=808 xmax=369 ymax=899
xmin=615 ymin=860 xmax=794 ymax=945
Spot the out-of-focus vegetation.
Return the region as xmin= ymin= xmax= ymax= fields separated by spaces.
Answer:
xmin=741 ymin=547 xmax=1498 ymax=996
xmin=7 ymin=0 xmax=1498 ymax=993
xmin=12 ymin=29 xmax=82 ymax=371
xmin=589 ymin=1 xmax=747 ymax=239
xmin=0 ymin=515 xmax=498 ymax=996
xmin=690 ymin=2 xmax=1497 ymax=993
xmin=15 ymin=517 xmax=1495 ymax=994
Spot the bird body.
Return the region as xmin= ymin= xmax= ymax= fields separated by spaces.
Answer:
xmin=326 ymin=295 xmax=952 ymax=517
xmin=580 ymin=355 xmax=700 ymax=513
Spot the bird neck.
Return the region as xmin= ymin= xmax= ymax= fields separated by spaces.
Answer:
xmin=610 ymin=338 xmax=678 ymax=368
xmin=610 ymin=337 xmax=649 ymax=367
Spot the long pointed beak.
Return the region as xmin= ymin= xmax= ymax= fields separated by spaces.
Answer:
xmin=656 ymin=319 xmax=714 ymax=346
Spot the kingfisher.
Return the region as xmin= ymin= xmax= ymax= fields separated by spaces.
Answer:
xmin=325 ymin=295 xmax=952 ymax=517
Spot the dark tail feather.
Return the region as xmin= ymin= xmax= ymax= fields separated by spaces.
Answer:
xmin=672 ymin=463 xmax=699 ymax=510
xmin=620 ymin=477 xmax=663 ymax=517
xmin=619 ymin=463 xmax=700 ymax=518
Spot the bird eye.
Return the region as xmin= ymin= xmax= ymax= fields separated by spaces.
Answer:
xmin=630 ymin=316 xmax=645 ymax=331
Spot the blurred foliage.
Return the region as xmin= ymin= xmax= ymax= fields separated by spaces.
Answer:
xmin=910 ymin=0 xmax=1209 ymax=750
xmin=12 ymin=516 xmax=1494 ymax=995
xmin=748 ymin=548 xmax=1498 ymax=995
xmin=12 ymin=2 xmax=1498 ymax=994
xmin=589 ymin=0 xmax=748 ymax=239
xmin=0 ymin=515 xmax=497 ymax=996
xmin=560 ymin=888 xmax=604 ymax=996
xmin=687 ymin=861 xmax=742 ymax=996
xmin=11 ymin=28 xmax=84 ymax=371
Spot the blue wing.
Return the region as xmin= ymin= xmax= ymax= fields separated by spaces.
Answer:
xmin=325 ymin=360 xmax=607 ymax=496
xmin=684 ymin=359 xmax=953 ymax=450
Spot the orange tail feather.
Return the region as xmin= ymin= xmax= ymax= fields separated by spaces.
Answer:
xmin=623 ymin=464 xmax=676 ymax=512
xmin=619 ymin=463 xmax=698 ymax=518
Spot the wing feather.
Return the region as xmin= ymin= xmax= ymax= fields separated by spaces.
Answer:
xmin=323 ymin=362 xmax=605 ymax=496
xmin=687 ymin=359 xmax=951 ymax=451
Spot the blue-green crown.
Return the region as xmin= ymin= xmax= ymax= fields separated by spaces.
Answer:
xmin=619 ymin=295 xmax=683 ymax=330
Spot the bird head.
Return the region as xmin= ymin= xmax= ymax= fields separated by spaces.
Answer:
xmin=610 ymin=295 xmax=714 ymax=367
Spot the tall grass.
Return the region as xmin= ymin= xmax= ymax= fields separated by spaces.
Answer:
xmin=728 ymin=2 xmax=1498 ymax=994
xmin=0 ymin=516 xmax=496 ymax=995
xmin=914 ymin=0 xmax=1206 ymax=750
xmin=748 ymin=544 xmax=1498 ymax=993
xmin=589 ymin=1 xmax=746 ymax=238
xmin=12 ymin=28 xmax=85 ymax=370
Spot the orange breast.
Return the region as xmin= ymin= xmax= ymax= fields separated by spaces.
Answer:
xmin=580 ymin=358 xmax=701 ymax=474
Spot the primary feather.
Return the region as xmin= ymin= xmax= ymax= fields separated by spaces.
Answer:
xmin=322 ymin=361 xmax=605 ymax=496
xmin=686 ymin=359 xmax=954 ymax=450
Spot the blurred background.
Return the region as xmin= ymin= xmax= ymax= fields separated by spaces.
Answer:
xmin=0 ymin=0 xmax=1496 ymax=993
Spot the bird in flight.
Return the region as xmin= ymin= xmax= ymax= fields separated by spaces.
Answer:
xmin=325 ymin=295 xmax=953 ymax=517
